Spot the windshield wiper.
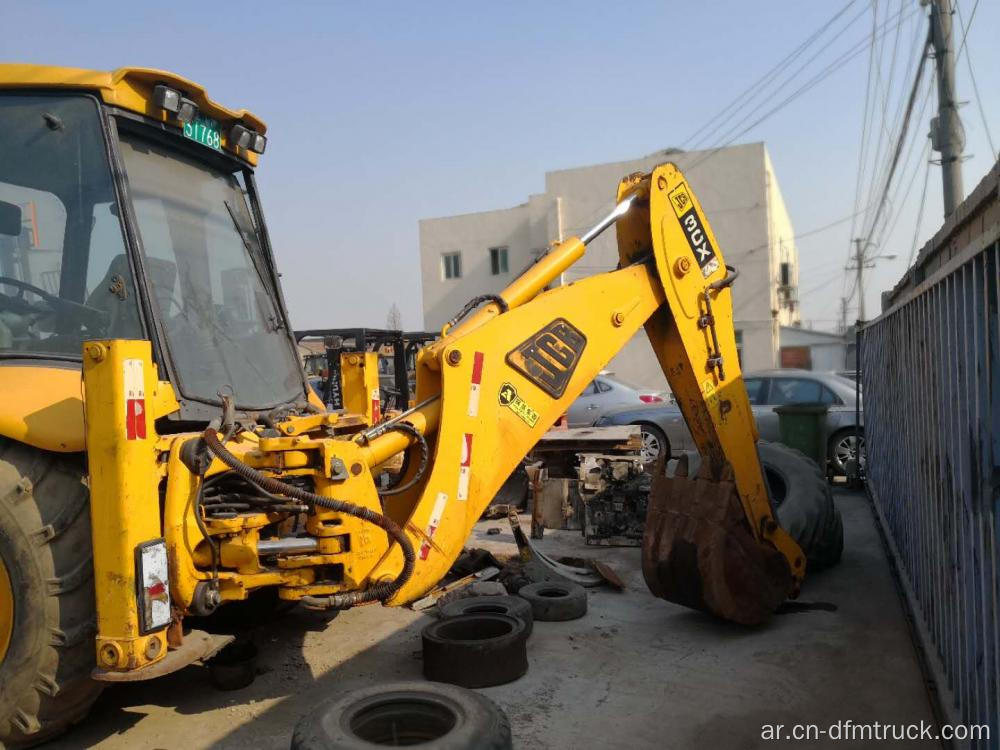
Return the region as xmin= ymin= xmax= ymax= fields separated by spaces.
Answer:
xmin=224 ymin=199 xmax=254 ymax=253
xmin=224 ymin=200 xmax=284 ymax=333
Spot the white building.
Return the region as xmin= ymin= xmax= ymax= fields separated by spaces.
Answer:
xmin=419 ymin=143 xmax=800 ymax=388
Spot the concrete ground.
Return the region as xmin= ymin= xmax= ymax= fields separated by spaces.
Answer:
xmin=51 ymin=490 xmax=936 ymax=749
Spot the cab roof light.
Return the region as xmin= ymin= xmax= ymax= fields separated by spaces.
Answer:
xmin=153 ymin=84 xmax=197 ymax=125
xmin=229 ymin=123 xmax=253 ymax=150
xmin=230 ymin=123 xmax=267 ymax=154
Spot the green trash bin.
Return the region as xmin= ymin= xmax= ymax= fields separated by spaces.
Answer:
xmin=773 ymin=403 xmax=829 ymax=469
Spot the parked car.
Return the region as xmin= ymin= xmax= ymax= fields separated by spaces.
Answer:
xmin=566 ymin=373 xmax=670 ymax=427
xmin=594 ymin=369 xmax=863 ymax=474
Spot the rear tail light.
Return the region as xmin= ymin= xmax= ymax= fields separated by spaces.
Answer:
xmin=136 ymin=539 xmax=171 ymax=633
xmin=639 ymin=394 xmax=664 ymax=403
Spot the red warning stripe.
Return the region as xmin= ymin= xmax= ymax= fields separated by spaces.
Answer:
xmin=461 ymin=433 xmax=473 ymax=467
xmin=471 ymin=352 xmax=484 ymax=385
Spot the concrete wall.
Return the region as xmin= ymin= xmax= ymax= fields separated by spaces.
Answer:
xmin=779 ymin=325 xmax=849 ymax=372
xmin=419 ymin=143 xmax=799 ymax=389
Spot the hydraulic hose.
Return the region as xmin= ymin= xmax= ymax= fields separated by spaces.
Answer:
xmin=201 ymin=429 xmax=415 ymax=608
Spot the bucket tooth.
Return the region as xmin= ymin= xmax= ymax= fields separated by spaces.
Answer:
xmin=641 ymin=459 xmax=791 ymax=625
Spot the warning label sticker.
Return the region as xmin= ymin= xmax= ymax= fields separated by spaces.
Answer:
xmin=498 ymin=382 xmax=539 ymax=428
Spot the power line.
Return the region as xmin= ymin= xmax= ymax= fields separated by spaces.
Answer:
xmin=679 ymin=0 xmax=860 ymax=150
xmin=847 ymin=4 xmax=881 ymax=262
xmin=880 ymin=136 xmax=932 ymax=251
xmin=907 ymin=153 xmax=933 ymax=266
xmin=863 ymin=8 xmax=927 ymax=223
xmin=687 ymin=2 xmax=870 ymax=151
xmin=685 ymin=4 xmax=921 ymax=174
xmin=955 ymin=0 xmax=996 ymax=158
xmin=859 ymin=29 xmax=931 ymax=253
xmin=873 ymin=81 xmax=934 ymax=250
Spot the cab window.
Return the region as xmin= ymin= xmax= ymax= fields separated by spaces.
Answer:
xmin=0 ymin=94 xmax=141 ymax=357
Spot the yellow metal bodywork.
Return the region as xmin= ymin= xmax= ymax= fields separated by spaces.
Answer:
xmin=82 ymin=340 xmax=172 ymax=671
xmin=0 ymin=64 xmax=265 ymax=164
xmin=340 ymin=351 xmax=382 ymax=425
xmin=0 ymin=365 xmax=86 ymax=452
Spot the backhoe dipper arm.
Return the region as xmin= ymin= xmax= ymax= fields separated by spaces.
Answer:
xmin=360 ymin=163 xmax=803 ymax=617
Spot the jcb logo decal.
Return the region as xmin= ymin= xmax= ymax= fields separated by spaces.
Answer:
xmin=668 ymin=182 xmax=719 ymax=278
xmin=505 ymin=318 xmax=586 ymax=399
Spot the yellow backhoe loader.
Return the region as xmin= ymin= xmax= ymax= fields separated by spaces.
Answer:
xmin=0 ymin=65 xmax=838 ymax=747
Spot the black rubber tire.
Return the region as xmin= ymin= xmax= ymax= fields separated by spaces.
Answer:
xmin=0 ymin=440 xmax=102 ymax=748
xmin=421 ymin=614 xmax=528 ymax=688
xmin=635 ymin=423 xmax=669 ymax=465
xmin=517 ymin=581 xmax=588 ymax=622
xmin=827 ymin=427 xmax=864 ymax=477
xmin=439 ymin=595 xmax=534 ymax=636
xmin=666 ymin=441 xmax=844 ymax=570
xmin=290 ymin=680 xmax=512 ymax=750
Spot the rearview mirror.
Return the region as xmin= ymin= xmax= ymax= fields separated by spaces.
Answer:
xmin=0 ymin=201 xmax=22 ymax=237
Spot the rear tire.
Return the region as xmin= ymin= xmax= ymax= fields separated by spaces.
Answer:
xmin=665 ymin=441 xmax=843 ymax=569
xmin=0 ymin=440 xmax=102 ymax=748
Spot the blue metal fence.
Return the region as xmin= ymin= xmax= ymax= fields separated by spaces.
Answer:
xmin=862 ymin=235 xmax=999 ymax=747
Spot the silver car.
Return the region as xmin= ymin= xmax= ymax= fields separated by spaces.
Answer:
xmin=593 ymin=369 xmax=863 ymax=474
xmin=566 ymin=373 xmax=670 ymax=427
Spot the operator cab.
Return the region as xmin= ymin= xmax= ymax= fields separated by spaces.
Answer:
xmin=0 ymin=67 xmax=308 ymax=420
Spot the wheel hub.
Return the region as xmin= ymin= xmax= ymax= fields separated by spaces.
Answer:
xmin=640 ymin=432 xmax=660 ymax=463
xmin=0 ymin=553 xmax=13 ymax=662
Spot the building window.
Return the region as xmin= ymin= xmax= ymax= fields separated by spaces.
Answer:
xmin=441 ymin=251 xmax=462 ymax=280
xmin=489 ymin=246 xmax=509 ymax=275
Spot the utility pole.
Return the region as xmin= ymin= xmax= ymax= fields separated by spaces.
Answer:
xmin=847 ymin=239 xmax=897 ymax=322
xmin=928 ymin=0 xmax=964 ymax=217
xmin=851 ymin=239 xmax=867 ymax=321
xmin=839 ymin=297 xmax=849 ymax=335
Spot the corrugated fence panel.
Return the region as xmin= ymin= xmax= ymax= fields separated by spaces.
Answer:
xmin=862 ymin=239 xmax=999 ymax=748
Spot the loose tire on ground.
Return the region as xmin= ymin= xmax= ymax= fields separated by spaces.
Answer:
xmin=438 ymin=595 xmax=534 ymax=636
xmin=290 ymin=680 xmax=512 ymax=750
xmin=0 ymin=440 xmax=103 ymax=749
xmin=421 ymin=614 xmax=528 ymax=688
xmin=666 ymin=441 xmax=843 ymax=570
xmin=516 ymin=581 xmax=588 ymax=622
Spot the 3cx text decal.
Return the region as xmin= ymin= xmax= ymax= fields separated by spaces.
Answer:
xmin=668 ymin=181 xmax=719 ymax=278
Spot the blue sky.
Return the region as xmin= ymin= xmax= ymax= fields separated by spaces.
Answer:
xmin=5 ymin=1 xmax=997 ymax=332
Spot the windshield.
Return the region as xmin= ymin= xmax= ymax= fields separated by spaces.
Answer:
xmin=118 ymin=132 xmax=302 ymax=408
xmin=0 ymin=94 xmax=142 ymax=356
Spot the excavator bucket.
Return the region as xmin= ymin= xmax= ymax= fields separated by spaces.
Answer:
xmin=641 ymin=456 xmax=792 ymax=626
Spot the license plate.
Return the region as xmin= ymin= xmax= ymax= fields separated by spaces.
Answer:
xmin=183 ymin=114 xmax=222 ymax=150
